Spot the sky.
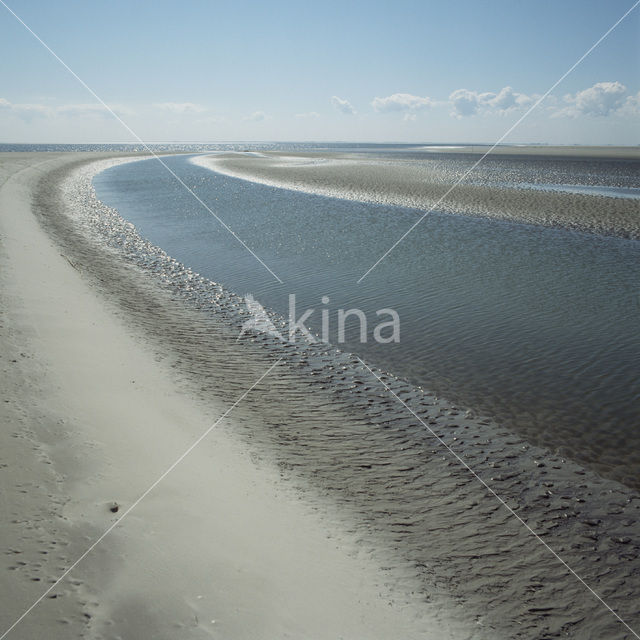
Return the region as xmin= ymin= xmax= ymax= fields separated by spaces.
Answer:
xmin=0 ymin=0 xmax=638 ymax=144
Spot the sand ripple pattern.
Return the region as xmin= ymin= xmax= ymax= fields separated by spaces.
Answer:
xmin=30 ymin=157 xmax=640 ymax=639
xmin=192 ymin=152 xmax=640 ymax=239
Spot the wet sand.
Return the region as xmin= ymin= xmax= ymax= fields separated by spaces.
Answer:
xmin=192 ymin=149 xmax=640 ymax=239
xmin=416 ymin=145 xmax=640 ymax=158
xmin=0 ymin=153 xmax=456 ymax=639
xmin=1 ymin=152 xmax=639 ymax=639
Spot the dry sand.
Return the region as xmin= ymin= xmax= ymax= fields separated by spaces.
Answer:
xmin=0 ymin=153 xmax=461 ymax=639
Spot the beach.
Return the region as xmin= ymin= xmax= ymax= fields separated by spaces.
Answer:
xmin=1 ymin=151 xmax=639 ymax=640
xmin=0 ymin=153 xmax=463 ymax=639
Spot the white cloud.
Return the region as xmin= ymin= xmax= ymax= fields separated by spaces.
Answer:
xmin=197 ymin=114 xmax=225 ymax=125
xmin=295 ymin=111 xmax=320 ymax=119
xmin=244 ymin=110 xmax=268 ymax=121
xmin=448 ymin=82 xmax=635 ymax=120
xmin=57 ymin=103 xmax=131 ymax=118
xmin=16 ymin=104 xmax=52 ymax=118
xmin=372 ymin=93 xmax=434 ymax=113
xmin=331 ymin=95 xmax=356 ymax=115
xmin=617 ymin=90 xmax=640 ymax=117
xmin=449 ymin=86 xmax=535 ymax=117
xmin=481 ymin=86 xmax=533 ymax=111
xmin=154 ymin=102 xmax=206 ymax=114
xmin=0 ymin=99 xmax=52 ymax=119
xmin=0 ymin=98 xmax=133 ymax=122
xmin=557 ymin=81 xmax=627 ymax=117
xmin=449 ymin=88 xmax=480 ymax=117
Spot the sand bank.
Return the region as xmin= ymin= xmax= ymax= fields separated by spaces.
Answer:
xmin=192 ymin=151 xmax=640 ymax=239
xmin=417 ymin=144 xmax=640 ymax=158
xmin=0 ymin=153 xmax=458 ymax=639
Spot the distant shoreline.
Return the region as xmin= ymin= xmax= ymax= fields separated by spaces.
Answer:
xmin=0 ymin=142 xmax=637 ymax=161
xmin=414 ymin=144 xmax=640 ymax=159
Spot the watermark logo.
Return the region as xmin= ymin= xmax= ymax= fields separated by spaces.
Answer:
xmin=238 ymin=294 xmax=400 ymax=344
xmin=237 ymin=294 xmax=284 ymax=341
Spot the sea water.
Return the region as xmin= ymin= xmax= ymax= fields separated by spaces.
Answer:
xmin=92 ymin=150 xmax=640 ymax=488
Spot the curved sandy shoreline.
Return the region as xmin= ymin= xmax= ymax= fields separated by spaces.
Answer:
xmin=0 ymin=153 xmax=456 ymax=639
xmin=1 ymin=152 xmax=639 ymax=639
xmin=191 ymin=152 xmax=640 ymax=239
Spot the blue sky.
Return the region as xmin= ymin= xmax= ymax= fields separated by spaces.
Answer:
xmin=0 ymin=0 xmax=638 ymax=144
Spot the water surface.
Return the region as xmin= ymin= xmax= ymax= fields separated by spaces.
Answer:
xmin=93 ymin=152 xmax=640 ymax=487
